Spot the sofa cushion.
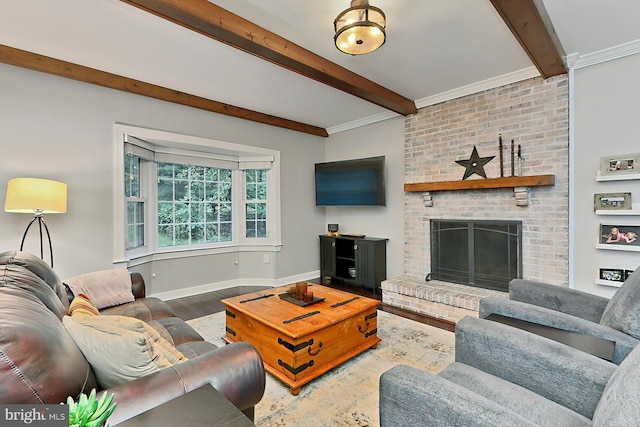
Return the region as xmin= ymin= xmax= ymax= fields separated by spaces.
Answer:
xmin=62 ymin=315 xmax=187 ymax=388
xmin=65 ymin=269 xmax=135 ymax=309
xmin=600 ymin=268 xmax=640 ymax=339
xmin=0 ymin=292 xmax=98 ymax=403
xmin=69 ymin=294 xmax=100 ymax=318
xmin=592 ymin=343 xmax=640 ymax=425
xmin=0 ymin=250 xmax=70 ymax=311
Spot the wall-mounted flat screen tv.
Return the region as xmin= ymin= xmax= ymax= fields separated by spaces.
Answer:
xmin=315 ymin=156 xmax=386 ymax=206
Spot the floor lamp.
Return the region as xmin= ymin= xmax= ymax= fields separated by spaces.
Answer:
xmin=4 ymin=178 xmax=67 ymax=267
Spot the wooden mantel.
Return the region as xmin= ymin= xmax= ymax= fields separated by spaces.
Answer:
xmin=404 ymin=175 xmax=555 ymax=192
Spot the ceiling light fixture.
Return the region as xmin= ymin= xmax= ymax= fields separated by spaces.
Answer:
xmin=334 ymin=0 xmax=386 ymax=55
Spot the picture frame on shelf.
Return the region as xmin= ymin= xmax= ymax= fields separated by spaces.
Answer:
xmin=600 ymin=224 xmax=640 ymax=246
xmin=594 ymin=192 xmax=632 ymax=211
xmin=599 ymin=153 xmax=639 ymax=177
xmin=625 ymin=270 xmax=635 ymax=281
xmin=600 ymin=268 xmax=625 ymax=283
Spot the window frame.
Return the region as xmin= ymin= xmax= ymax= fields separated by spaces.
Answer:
xmin=113 ymin=124 xmax=282 ymax=264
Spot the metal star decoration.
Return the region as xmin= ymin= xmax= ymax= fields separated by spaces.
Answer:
xmin=455 ymin=146 xmax=495 ymax=180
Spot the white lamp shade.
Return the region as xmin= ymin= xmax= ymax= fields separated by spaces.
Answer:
xmin=5 ymin=178 xmax=67 ymax=214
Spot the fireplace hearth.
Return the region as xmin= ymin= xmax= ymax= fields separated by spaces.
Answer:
xmin=430 ymin=219 xmax=522 ymax=292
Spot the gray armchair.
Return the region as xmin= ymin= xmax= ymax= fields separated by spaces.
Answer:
xmin=478 ymin=268 xmax=640 ymax=364
xmin=379 ymin=316 xmax=640 ymax=426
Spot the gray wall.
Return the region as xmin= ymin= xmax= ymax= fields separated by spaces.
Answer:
xmin=572 ymin=53 xmax=640 ymax=297
xmin=0 ymin=63 xmax=325 ymax=293
xmin=324 ymin=117 xmax=405 ymax=280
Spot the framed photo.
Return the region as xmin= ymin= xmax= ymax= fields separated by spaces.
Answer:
xmin=600 ymin=224 xmax=640 ymax=246
xmin=600 ymin=268 xmax=625 ymax=283
xmin=594 ymin=192 xmax=632 ymax=210
xmin=600 ymin=153 xmax=640 ymax=177
xmin=625 ymin=270 xmax=635 ymax=281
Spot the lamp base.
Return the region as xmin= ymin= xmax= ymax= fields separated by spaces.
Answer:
xmin=20 ymin=215 xmax=54 ymax=267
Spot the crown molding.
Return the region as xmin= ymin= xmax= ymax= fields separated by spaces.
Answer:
xmin=415 ymin=67 xmax=540 ymax=109
xmin=326 ymin=111 xmax=400 ymax=135
xmin=327 ymin=67 xmax=541 ymax=135
xmin=571 ymin=39 xmax=640 ymax=70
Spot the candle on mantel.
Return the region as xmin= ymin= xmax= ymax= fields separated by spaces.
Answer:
xmin=518 ymin=144 xmax=523 ymax=176
xmin=499 ymin=134 xmax=504 ymax=177
xmin=510 ymin=140 xmax=515 ymax=176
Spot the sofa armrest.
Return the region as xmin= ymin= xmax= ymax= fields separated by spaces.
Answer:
xmin=130 ymin=272 xmax=145 ymax=299
xmin=106 ymin=342 xmax=264 ymax=425
xmin=509 ymin=279 xmax=610 ymax=322
xmin=479 ymin=297 xmax=639 ymax=364
xmin=455 ymin=316 xmax=615 ymax=418
xmin=379 ymin=365 xmax=537 ymax=427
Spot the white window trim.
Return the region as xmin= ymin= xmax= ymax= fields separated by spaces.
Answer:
xmin=113 ymin=123 xmax=282 ymax=264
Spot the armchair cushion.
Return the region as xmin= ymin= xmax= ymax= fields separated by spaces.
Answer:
xmin=63 ymin=315 xmax=187 ymax=388
xmin=480 ymin=296 xmax=640 ymax=364
xmin=600 ymin=268 xmax=640 ymax=339
xmin=593 ymin=334 xmax=640 ymax=425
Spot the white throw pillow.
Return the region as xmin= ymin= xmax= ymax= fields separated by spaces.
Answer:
xmin=63 ymin=315 xmax=187 ymax=388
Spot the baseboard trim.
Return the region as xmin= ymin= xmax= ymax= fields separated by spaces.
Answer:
xmin=149 ymin=270 xmax=320 ymax=300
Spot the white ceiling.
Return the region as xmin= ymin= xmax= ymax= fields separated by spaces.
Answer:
xmin=1 ymin=0 xmax=640 ymax=134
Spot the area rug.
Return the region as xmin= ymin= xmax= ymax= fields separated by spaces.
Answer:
xmin=187 ymin=310 xmax=454 ymax=427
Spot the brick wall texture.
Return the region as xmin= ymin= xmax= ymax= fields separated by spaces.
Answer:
xmin=404 ymin=75 xmax=569 ymax=285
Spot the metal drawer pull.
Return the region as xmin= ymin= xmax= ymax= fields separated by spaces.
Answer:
xmin=308 ymin=341 xmax=323 ymax=356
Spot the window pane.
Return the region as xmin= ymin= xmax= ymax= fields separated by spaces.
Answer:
xmin=191 ymin=202 xmax=204 ymax=222
xmin=220 ymin=203 xmax=232 ymax=221
xmin=256 ymin=203 xmax=266 ymax=219
xmin=220 ymin=223 xmax=232 ymax=241
xmin=158 ymin=179 xmax=173 ymax=201
xmin=157 ymin=161 xmax=233 ymax=247
xmin=246 ymin=222 xmax=256 ymax=238
xmin=158 ymin=202 xmax=173 ymax=225
xmin=124 ymin=155 xmax=144 ymax=249
xmin=245 ymin=169 xmax=267 ymax=238
xmin=126 ymin=201 xmax=144 ymax=249
xmin=158 ymin=225 xmax=174 ymax=246
xmin=124 ymin=154 xmax=140 ymax=198
xmin=246 ymin=185 xmax=256 ymax=200
xmin=257 ymin=220 xmax=266 ymax=237
xmin=175 ymin=202 xmax=189 ymax=223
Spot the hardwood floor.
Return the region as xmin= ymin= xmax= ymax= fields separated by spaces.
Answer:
xmin=165 ymin=280 xmax=454 ymax=332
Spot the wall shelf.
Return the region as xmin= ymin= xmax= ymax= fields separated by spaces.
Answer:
xmin=595 ymin=203 xmax=640 ymax=215
xmin=596 ymin=173 xmax=640 ymax=182
xmin=596 ymin=278 xmax=623 ymax=288
xmin=404 ymin=175 xmax=555 ymax=192
xmin=596 ymin=243 xmax=640 ymax=252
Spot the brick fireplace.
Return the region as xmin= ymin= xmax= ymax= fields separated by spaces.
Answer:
xmin=382 ymin=75 xmax=569 ymax=322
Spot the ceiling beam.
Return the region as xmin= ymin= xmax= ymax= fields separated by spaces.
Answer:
xmin=490 ymin=0 xmax=566 ymax=79
xmin=121 ymin=0 xmax=417 ymax=116
xmin=0 ymin=44 xmax=328 ymax=137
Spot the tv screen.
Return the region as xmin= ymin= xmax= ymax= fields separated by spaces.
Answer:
xmin=315 ymin=156 xmax=386 ymax=206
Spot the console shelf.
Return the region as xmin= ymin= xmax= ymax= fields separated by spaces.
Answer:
xmin=319 ymin=235 xmax=388 ymax=295
xmin=404 ymin=175 xmax=555 ymax=192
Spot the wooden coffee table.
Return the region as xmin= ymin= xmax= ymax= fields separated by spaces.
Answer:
xmin=222 ymin=284 xmax=381 ymax=395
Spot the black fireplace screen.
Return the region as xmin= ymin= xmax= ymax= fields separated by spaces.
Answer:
xmin=430 ymin=219 xmax=522 ymax=292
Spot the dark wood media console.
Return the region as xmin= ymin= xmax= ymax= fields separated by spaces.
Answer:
xmin=319 ymin=235 xmax=388 ymax=295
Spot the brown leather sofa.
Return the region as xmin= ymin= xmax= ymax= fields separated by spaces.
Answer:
xmin=0 ymin=250 xmax=265 ymax=424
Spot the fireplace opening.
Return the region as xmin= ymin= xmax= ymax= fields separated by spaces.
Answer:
xmin=430 ymin=219 xmax=522 ymax=292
